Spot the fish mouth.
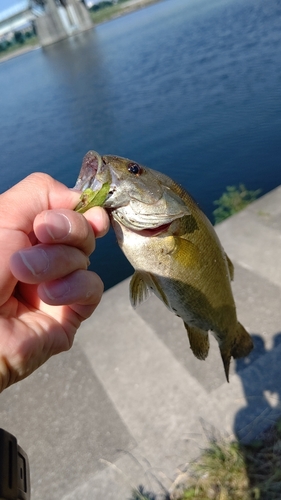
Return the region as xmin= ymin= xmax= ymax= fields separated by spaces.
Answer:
xmin=74 ymin=151 xmax=102 ymax=191
xmin=74 ymin=151 xmax=117 ymax=201
xmin=133 ymin=222 xmax=172 ymax=237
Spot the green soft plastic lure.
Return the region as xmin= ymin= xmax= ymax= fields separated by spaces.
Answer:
xmin=74 ymin=183 xmax=110 ymax=214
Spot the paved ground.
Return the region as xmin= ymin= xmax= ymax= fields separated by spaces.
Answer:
xmin=0 ymin=186 xmax=281 ymax=499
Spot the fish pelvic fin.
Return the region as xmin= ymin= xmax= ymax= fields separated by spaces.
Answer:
xmin=129 ymin=271 xmax=151 ymax=308
xmin=184 ymin=323 xmax=210 ymax=361
xmin=130 ymin=271 xmax=170 ymax=310
xmin=220 ymin=322 xmax=253 ymax=383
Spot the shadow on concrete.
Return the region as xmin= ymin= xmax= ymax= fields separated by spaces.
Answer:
xmin=234 ymin=332 xmax=281 ymax=443
xmin=234 ymin=332 xmax=281 ymax=499
xmin=125 ymin=333 xmax=281 ymax=500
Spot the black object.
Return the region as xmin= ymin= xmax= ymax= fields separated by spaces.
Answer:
xmin=0 ymin=429 xmax=30 ymax=500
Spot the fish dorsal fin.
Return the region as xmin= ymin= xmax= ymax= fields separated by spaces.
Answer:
xmin=225 ymin=253 xmax=234 ymax=281
xmin=129 ymin=271 xmax=151 ymax=308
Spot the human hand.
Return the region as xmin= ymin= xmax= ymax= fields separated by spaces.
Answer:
xmin=0 ymin=173 xmax=109 ymax=392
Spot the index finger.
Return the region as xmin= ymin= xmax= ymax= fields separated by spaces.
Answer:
xmin=33 ymin=207 xmax=109 ymax=256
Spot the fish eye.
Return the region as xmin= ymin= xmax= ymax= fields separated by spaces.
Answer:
xmin=128 ymin=163 xmax=142 ymax=175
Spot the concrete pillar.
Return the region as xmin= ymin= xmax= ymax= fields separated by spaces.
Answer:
xmin=35 ymin=0 xmax=93 ymax=47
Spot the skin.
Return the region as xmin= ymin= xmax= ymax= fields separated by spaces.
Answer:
xmin=0 ymin=172 xmax=109 ymax=392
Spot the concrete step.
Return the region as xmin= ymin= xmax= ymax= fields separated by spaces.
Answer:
xmin=61 ymin=263 xmax=281 ymax=499
xmin=0 ymin=186 xmax=280 ymax=500
xmin=68 ymin=260 xmax=281 ymax=498
xmin=215 ymin=185 xmax=281 ymax=287
xmin=76 ymin=341 xmax=281 ymax=500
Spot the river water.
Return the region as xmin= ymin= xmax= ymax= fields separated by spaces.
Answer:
xmin=1 ymin=0 xmax=281 ymax=288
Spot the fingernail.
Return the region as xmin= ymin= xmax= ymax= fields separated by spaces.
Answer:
xmin=42 ymin=279 xmax=71 ymax=300
xmin=45 ymin=212 xmax=71 ymax=240
xmin=19 ymin=248 xmax=49 ymax=276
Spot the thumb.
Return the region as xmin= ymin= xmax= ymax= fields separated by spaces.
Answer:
xmin=0 ymin=172 xmax=80 ymax=233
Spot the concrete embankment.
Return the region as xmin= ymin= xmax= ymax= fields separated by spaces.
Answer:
xmin=0 ymin=186 xmax=280 ymax=499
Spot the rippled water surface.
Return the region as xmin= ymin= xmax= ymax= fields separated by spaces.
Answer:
xmin=1 ymin=0 xmax=281 ymax=288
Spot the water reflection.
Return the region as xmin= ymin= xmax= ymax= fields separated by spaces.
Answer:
xmin=41 ymin=30 xmax=116 ymax=155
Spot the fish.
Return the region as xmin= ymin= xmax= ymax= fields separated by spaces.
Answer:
xmin=74 ymin=150 xmax=254 ymax=381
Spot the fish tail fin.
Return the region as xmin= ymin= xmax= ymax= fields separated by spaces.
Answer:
xmin=220 ymin=322 xmax=253 ymax=383
xmin=184 ymin=323 xmax=210 ymax=360
xmin=219 ymin=348 xmax=231 ymax=383
xmin=231 ymin=322 xmax=254 ymax=359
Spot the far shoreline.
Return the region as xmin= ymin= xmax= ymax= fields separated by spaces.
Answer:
xmin=0 ymin=44 xmax=41 ymax=64
xmin=0 ymin=0 xmax=162 ymax=64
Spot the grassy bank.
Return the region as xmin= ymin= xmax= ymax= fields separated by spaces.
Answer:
xmin=0 ymin=36 xmax=39 ymax=62
xmin=90 ymin=0 xmax=162 ymax=25
xmin=130 ymin=419 xmax=281 ymax=500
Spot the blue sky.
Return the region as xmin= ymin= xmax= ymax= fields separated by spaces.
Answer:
xmin=1 ymin=0 xmax=22 ymax=12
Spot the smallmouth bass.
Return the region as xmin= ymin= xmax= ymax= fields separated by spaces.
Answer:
xmin=75 ymin=151 xmax=253 ymax=381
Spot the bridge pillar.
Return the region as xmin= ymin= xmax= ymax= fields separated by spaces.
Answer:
xmin=35 ymin=0 xmax=93 ymax=47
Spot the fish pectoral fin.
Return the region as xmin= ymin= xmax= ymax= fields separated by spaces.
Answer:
xmin=184 ymin=323 xmax=210 ymax=360
xmin=129 ymin=271 xmax=151 ymax=308
xmin=171 ymin=237 xmax=200 ymax=269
